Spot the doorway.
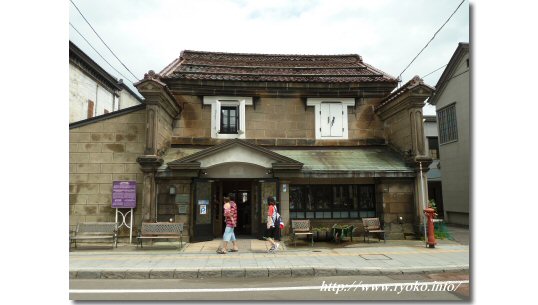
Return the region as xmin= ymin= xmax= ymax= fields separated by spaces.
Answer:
xmin=223 ymin=180 xmax=253 ymax=236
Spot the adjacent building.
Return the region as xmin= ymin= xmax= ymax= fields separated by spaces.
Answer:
xmin=69 ymin=41 xmax=143 ymax=123
xmin=423 ymin=115 xmax=443 ymax=217
xmin=428 ymin=43 xmax=470 ymax=225
xmin=70 ymin=49 xmax=436 ymax=242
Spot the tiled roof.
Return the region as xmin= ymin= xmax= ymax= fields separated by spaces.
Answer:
xmin=160 ymin=50 xmax=397 ymax=83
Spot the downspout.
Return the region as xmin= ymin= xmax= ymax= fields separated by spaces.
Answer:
xmin=419 ymin=162 xmax=427 ymax=247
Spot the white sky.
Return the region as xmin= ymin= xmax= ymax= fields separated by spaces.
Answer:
xmin=69 ymin=0 xmax=470 ymax=115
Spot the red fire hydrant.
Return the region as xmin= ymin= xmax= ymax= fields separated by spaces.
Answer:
xmin=424 ymin=208 xmax=437 ymax=248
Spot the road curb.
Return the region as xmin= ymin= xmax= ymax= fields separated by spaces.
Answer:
xmin=70 ymin=265 xmax=469 ymax=280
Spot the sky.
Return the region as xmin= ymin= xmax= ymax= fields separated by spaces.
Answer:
xmin=68 ymin=0 xmax=470 ymax=115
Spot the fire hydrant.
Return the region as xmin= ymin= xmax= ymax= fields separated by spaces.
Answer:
xmin=424 ymin=208 xmax=437 ymax=248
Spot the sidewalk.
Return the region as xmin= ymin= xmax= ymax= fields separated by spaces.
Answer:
xmin=70 ymin=237 xmax=469 ymax=280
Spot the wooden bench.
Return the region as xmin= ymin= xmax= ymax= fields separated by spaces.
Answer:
xmin=137 ymin=222 xmax=184 ymax=250
xmin=291 ymin=219 xmax=314 ymax=247
xmin=70 ymin=222 xmax=118 ymax=249
xmin=362 ymin=218 xmax=386 ymax=243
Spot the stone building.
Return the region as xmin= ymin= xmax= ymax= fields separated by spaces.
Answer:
xmin=69 ymin=50 xmax=435 ymax=242
xmin=69 ymin=41 xmax=143 ymax=123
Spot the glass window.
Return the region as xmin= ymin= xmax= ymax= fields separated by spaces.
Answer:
xmin=289 ymin=184 xmax=376 ymax=219
xmin=427 ymin=137 xmax=440 ymax=159
xmin=437 ymin=104 xmax=458 ymax=144
xmin=311 ymin=185 xmax=332 ymax=210
xmin=220 ymin=106 xmax=239 ymax=134
xmin=290 ymin=185 xmax=306 ymax=210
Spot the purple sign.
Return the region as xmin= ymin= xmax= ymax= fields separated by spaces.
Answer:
xmin=112 ymin=181 xmax=137 ymax=208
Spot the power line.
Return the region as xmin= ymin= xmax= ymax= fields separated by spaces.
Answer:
xmin=70 ymin=0 xmax=139 ymax=81
xmin=397 ymin=0 xmax=465 ymax=82
xmin=448 ymin=69 xmax=469 ymax=81
xmin=70 ymin=22 xmax=136 ymax=84
xmin=422 ymin=64 xmax=448 ymax=79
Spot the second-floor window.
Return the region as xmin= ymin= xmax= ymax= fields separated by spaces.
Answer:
xmin=437 ymin=103 xmax=458 ymax=144
xmin=203 ymin=96 xmax=252 ymax=139
xmin=220 ymin=106 xmax=239 ymax=134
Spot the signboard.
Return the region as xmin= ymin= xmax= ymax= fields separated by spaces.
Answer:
xmin=200 ymin=205 xmax=207 ymax=215
xmin=112 ymin=181 xmax=137 ymax=208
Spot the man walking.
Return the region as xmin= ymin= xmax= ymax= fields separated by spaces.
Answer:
xmin=217 ymin=195 xmax=239 ymax=254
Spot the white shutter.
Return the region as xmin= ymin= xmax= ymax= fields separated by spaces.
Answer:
xmin=239 ymin=100 xmax=246 ymax=134
xmin=320 ymin=103 xmax=331 ymax=137
xmin=214 ymin=100 xmax=221 ymax=134
xmin=330 ymin=103 xmax=343 ymax=137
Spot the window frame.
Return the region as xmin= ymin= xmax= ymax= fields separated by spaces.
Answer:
xmin=203 ymin=96 xmax=252 ymax=139
xmin=437 ymin=103 xmax=458 ymax=145
xmin=219 ymin=105 xmax=239 ymax=134
xmin=427 ymin=136 xmax=440 ymax=159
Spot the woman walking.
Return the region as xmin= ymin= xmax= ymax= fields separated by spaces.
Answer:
xmin=217 ymin=196 xmax=239 ymax=254
xmin=264 ymin=196 xmax=280 ymax=253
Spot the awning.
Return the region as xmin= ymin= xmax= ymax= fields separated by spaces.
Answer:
xmin=273 ymin=147 xmax=415 ymax=177
xmin=158 ymin=141 xmax=415 ymax=178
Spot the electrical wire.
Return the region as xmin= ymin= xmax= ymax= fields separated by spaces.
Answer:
xmin=397 ymin=0 xmax=466 ymax=82
xmin=422 ymin=64 xmax=448 ymax=79
xmin=70 ymin=22 xmax=136 ymax=84
xmin=70 ymin=0 xmax=139 ymax=81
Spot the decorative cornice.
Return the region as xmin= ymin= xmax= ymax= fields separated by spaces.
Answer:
xmin=135 ymin=70 xmax=182 ymax=118
xmin=136 ymin=155 xmax=164 ymax=172
xmin=375 ymin=76 xmax=434 ymax=121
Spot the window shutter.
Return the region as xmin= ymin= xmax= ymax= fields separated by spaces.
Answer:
xmin=87 ymin=100 xmax=95 ymax=119
xmin=330 ymin=103 xmax=343 ymax=137
xmin=214 ymin=100 xmax=221 ymax=134
xmin=238 ymin=101 xmax=245 ymax=134
xmin=320 ymin=103 xmax=331 ymax=137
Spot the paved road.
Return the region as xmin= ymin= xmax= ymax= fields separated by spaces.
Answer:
xmin=70 ymin=272 xmax=469 ymax=301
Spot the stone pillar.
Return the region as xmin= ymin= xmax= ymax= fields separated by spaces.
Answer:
xmin=136 ymin=155 xmax=163 ymax=224
xmin=142 ymin=172 xmax=156 ymax=222
xmin=134 ymin=71 xmax=182 ymax=224
xmin=145 ymin=107 xmax=157 ymax=155
xmin=410 ymin=108 xmax=427 ymax=156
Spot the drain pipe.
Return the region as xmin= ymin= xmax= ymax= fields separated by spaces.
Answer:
xmin=419 ymin=162 xmax=428 ymax=247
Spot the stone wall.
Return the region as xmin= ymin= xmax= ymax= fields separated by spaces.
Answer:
xmin=377 ymin=179 xmax=416 ymax=239
xmin=172 ymin=95 xmax=386 ymax=143
xmin=155 ymin=180 xmax=192 ymax=241
xmin=156 ymin=107 xmax=173 ymax=153
xmin=383 ymin=110 xmax=412 ymax=153
xmin=69 ymin=109 xmax=146 ymax=239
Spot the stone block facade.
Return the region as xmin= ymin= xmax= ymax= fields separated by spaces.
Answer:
xmin=69 ymin=109 xmax=146 ymax=239
xmin=155 ymin=180 xmax=192 ymax=241
xmin=172 ymin=96 xmax=386 ymax=145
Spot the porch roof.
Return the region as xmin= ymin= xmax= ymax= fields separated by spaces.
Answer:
xmin=273 ymin=147 xmax=413 ymax=173
xmin=159 ymin=145 xmax=414 ymax=175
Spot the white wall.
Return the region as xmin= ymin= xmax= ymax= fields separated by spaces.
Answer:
xmin=69 ymin=63 xmax=115 ymax=123
xmin=435 ymin=52 xmax=470 ymax=225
